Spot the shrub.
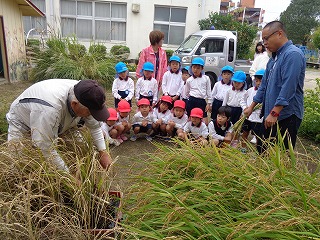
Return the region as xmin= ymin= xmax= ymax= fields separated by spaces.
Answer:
xmin=121 ymin=140 xmax=320 ymax=238
xmin=165 ymin=49 xmax=174 ymax=62
xmin=89 ymin=44 xmax=107 ymax=60
xmin=299 ymin=78 xmax=320 ymax=142
xmin=110 ymin=45 xmax=130 ymax=61
xmin=68 ymin=43 xmax=86 ymax=59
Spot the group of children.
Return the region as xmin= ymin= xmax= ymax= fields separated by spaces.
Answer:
xmin=100 ymin=56 xmax=266 ymax=150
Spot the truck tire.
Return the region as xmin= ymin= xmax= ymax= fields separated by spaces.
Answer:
xmin=205 ymin=72 xmax=217 ymax=89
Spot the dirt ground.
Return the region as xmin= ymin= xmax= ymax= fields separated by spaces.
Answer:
xmin=1 ymin=73 xmax=319 ymax=194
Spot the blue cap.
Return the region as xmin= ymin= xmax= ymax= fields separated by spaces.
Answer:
xmin=182 ymin=66 xmax=190 ymax=72
xmin=169 ymin=55 xmax=181 ymax=63
xmin=232 ymin=71 xmax=246 ymax=83
xmin=142 ymin=62 xmax=154 ymax=72
xmin=115 ymin=62 xmax=128 ymax=74
xmin=221 ymin=65 xmax=234 ymax=73
xmin=254 ymin=69 xmax=265 ymax=77
xmin=191 ymin=57 xmax=205 ymax=66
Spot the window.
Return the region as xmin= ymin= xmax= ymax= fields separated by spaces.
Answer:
xmin=61 ymin=0 xmax=127 ymax=41
xmin=154 ymin=6 xmax=186 ymax=45
xmin=196 ymin=39 xmax=225 ymax=55
xmin=23 ymin=0 xmax=46 ymax=36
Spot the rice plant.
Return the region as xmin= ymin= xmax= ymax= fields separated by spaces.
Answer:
xmin=120 ymin=137 xmax=320 ymax=239
xmin=0 ymin=130 xmax=121 ymax=239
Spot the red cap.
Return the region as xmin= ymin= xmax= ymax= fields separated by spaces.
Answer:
xmin=74 ymin=80 xmax=109 ymax=121
xmin=190 ymin=108 xmax=203 ymax=118
xmin=137 ymin=98 xmax=150 ymax=107
xmin=118 ymin=100 xmax=131 ymax=112
xmin=160 ymin=95 xmax=173 ymax=104
xmin=173 ymin=100 xmax=186 ymax=110
xmin=107 ymin=108 xmax=118 ymax=120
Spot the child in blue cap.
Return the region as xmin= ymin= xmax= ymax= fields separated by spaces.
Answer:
xmin=240 ymin=69 xmax=265 ymax=149
xmin=180 ymin=66 xmax=191 ymax=105
xmin=162 ymin=56 xmax=183 ymax=102
xmin=222 ymin=70 xmax=247 ymax=125
xmin=135 ymin=62 xmax=158 ymax=107
xmin=211 ymin=65 xmax=234 ymax=121
xmin=185 ymin=57 xmax=212 ymax=125
xmin=112 ymin=62 xmax=134 ymax=108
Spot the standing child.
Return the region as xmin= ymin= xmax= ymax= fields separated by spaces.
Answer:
xmin=152 ymin=95 xmax=173 ymax=136
xmin=114 ymin=100 xmax=132 ymax=142
xmin=112 ymin=62 xmax=134 ymax=108
xmin=162 ymin=56 xmax=183 ymax=102
xmin=163 ymin=100 xmax=188 ymax=139
xmin=208 ymin=106 xmax=233 ymax=147
xmin=222 ymin=70 xmax=247 ymax=125
xmin=131 ymin=98 xmax=157 ymax=141
xmin=211 ymin=65 xmax=233 ymax=121
xmin=240 ymin=69 xmax=265 ymax=148
xmin=135 ymin=62 xmax=158 ymax=107
xmin=183 ymin=108 xmax=209 ymax=145
xmin=185 ymin=57 xmax=212 ymax=125
xmin=180 ymin=66 xmax=191 ymax=105
xmin=101 ymin=108 xmax=121 ymax=146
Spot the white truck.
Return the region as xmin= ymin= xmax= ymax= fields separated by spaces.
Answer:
xmin=173 ymin=30 xmax=252 ymax=87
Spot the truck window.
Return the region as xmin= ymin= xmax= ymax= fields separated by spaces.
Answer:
xmin=195 ymin=38 xmax=224 ymax=55
xmin=228 ymin=39 xmax=235 ymax=62
xmin=176 ymin=35 xmax=202 ymax=53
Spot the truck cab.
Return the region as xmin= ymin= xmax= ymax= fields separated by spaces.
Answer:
xmin=174 ymin=30 xmax=251 ymax=87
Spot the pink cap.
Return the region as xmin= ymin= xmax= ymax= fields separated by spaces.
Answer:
xmin=190 ymin=108 xmax=203 ymax=118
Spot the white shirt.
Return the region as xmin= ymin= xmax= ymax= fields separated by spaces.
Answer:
xmin=115 ymin=113 xmax=130 ymax=126
xmin=184 ymin=121 xmax=209 ymax=139
xmin=112 ymin=77 xmax=134 ymax=101
xmin=6 ymin=79 xmax=106 ymax=171
xmin=180 ymin=82 xmax=187 ymax=99
xmin=162 ymin=70 xmax=184 ymax=96
xmin=240 ymin=87 xmax=263 ymax=123
xmin=249 ymin=52 xmax=270 ymax=78
xmin=100 ymin=122 xmax=115 ymax=140
xmin=222 ymin=88 xmax=247 ymax=108
xmin=211 ymin=80 xmax=232 ymax=101
xmin=153 ymin=108 xmax=171 ymax=121
xmin=135 ymin=77 xmax=158 ymax=104
xmin=132 ymin=111 xmax=157 ymax=125
xmin=163 ymin=112 xmax=188 ymax=129
xmin=208 ymin=120 xmax=233 ymax=141
xmin=185 ymin=75 xmax=212 ymax=104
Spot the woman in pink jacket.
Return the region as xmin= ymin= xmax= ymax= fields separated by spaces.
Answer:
xmin=136 ymin=30 xmax=168 ymax=91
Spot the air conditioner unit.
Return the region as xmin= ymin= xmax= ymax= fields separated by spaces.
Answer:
xmin=132 ymin=3 xmax=140 ymax=13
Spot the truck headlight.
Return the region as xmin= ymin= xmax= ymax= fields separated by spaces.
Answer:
xmin=182 ymin=56 xmax=192 ymax=63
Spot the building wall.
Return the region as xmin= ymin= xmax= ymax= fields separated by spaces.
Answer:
xmin=0 ymin=0 xmax=28 ymax=82
xmin=44 ymin=0 xmax=220 ymax=59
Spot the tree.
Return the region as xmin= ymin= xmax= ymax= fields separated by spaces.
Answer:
xmin=280 ymin=0 xmax=320 ymax=45
xmin=198 ymin=13 xmax=257 ymax=59
xmin=312 ymin=27 xmax=320 ymax=49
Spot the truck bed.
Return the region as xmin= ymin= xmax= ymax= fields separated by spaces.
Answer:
xmin=234 ymin=59 xmax=252 ymax=74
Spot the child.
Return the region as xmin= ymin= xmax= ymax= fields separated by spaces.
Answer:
xmin=185 ymin=57 xmax=212 ymax=125
xmin=162 ymin=56 xmax=183 ymax=102
xmin=208 ymin=106 xmax=233 ymax=147
xmin=183 ymin=108 xmax=209 ymax=145
xmin=240 ymin=69 xmax=265 ymax=147
xmin=163 ymin=100 xmax=188 ymax=139
xmin=101 ymin=108 xmax=121 ymax=146
xmin=152 ymin=95 xmax=173 ymax=136
xmin=114 ymin=100 xmax=132 ymax=142
xmin=112 ymin=62 xmax=134 ymax=108
xmin=131 ymin=98 xmax=157 ymax=141
xmin=211 ymin=65 xmax=233 ymax=121
xmin=222 ymin=70 xmax=247 ymax=125
xmin=180 ymin=66 xmax=191 ymax=105
xmin=135 ymin=62 xmax=158 ymax=107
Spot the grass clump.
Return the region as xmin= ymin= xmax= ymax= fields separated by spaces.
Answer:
xmin=121 ymin=139 xmax=320 ymax=239
xmin=0 ymin=130 xmax=121 ymax=239
xmin=30 ymin=36 xmax=116 ymax=88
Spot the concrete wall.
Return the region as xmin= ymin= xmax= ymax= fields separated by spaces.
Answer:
xmin=0 ymin=0 xmax=28 ymax=82
xmin=45 ymin=0 xmax=220 ymax=59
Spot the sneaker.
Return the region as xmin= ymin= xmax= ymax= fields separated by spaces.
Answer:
xmin=250 ymin=136 xmax=257 ymax=144
xmin=145 ymin=135 xmax=153 ymax=141
xmin=130 ymin=135 xmax=137 ymax=141
xmin=120 ymin=134 xmax=128 ymax=141
xmin=109 ymin=138 xmax=121 ymax=146
xmin=116 ymin=136 xmax=124 ymax=144
xmin=240 ymin=148 xmax=247 ymax=154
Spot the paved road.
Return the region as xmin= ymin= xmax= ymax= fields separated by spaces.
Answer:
xmin=305 ymin=69 xmax=319 ymax=90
